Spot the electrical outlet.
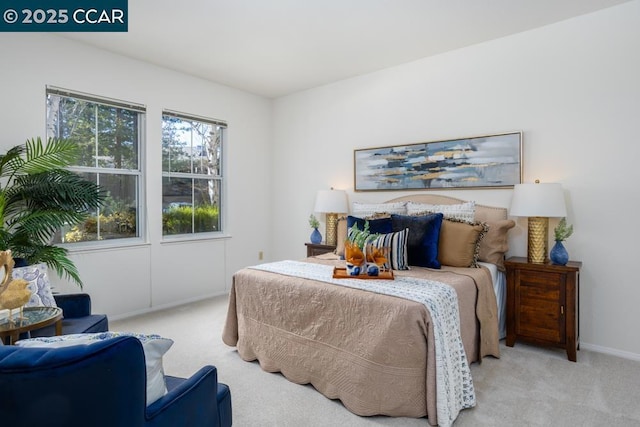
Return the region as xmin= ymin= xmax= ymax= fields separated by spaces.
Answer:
xmin=258 ymin=251 xmax=263 ymax=260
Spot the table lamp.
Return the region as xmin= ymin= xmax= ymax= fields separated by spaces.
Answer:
xmin=314 ymin=189 xmax=348 ymax=246
xmin=509 ymin=181 xmax=567 ymax=264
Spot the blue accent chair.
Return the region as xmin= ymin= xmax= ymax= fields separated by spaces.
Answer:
xmin=0 ymin=336 xmax=232 ymax=427
xmin=30 ymin=293 xmax=109 ymax=337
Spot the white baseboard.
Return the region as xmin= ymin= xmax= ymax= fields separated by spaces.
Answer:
xmin=109 ymin=292 xmax=227 ymax=322
xmin=580 ymin=342 xmax=640 ymax=362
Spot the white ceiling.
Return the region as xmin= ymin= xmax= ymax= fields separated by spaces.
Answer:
xmin=60 ymin=0 xmax=632 ymax=98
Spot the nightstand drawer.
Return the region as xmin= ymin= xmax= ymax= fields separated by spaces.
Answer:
xmin=305 ymin=242 xmax=336 ymax=257
xmin=518 ymin=270 xmax=563 ymax=296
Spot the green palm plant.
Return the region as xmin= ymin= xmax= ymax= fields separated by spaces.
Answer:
xmin=0 ymin=137 xmax=104 ymax=288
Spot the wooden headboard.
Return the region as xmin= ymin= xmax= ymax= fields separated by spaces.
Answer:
xmin=385 ymin=194 xmax=508 ymax=223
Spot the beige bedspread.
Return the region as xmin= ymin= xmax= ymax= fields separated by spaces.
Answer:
xmin=223 ymin=257 xmax=499 ymax=425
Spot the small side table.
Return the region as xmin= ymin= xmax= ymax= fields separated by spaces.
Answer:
xmin=305 ymin=242 xmax=336 ymax=257
xmin=505 ymin=257 xmax=581 ymax=361
xmin=0 ymin=306 xmax=63 ymax=345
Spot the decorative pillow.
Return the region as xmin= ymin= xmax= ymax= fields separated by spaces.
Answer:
xmin=335 ymin=216 xmax=348 ymax=258
xmin=371 ymin=228 xmax=409 ymax=270
xmin=12 ymin=263 xmax=57 ymax=308
xmin=16 ymin=332 xmax=174 ymax=406
xmin=338 ymin=215 xmax=391 ymax=259
xmin=407 ymin=201 xmax=476 ymax=222
xmin=438 ymin=219 xmax=488 ymax=268
xmin=478 ymin=219 xmax=516 ymax=271
xmin=352 ymin=201 xmax=407 ymax=218
xmin=391 ymin=213 xmax=443 ymax=269
xmin=346 ymin=215 xmax=393 ymax=235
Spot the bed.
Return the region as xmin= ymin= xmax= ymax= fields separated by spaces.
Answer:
xmin=223 ymin=195 xmax=514 ymax=426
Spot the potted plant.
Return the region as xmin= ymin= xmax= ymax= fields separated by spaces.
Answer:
xmin=550 ymin=217 xmax=573 ymax=265
xmin=309 ymin=214 xmax=322 ymax=244
xmin=0 ymin=137 xmax=104 ymax=288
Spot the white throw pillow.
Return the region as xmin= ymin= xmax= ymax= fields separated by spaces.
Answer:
xmin=352 ymin=201 xmax=407 ymax=217
xmin=407 ymin=200 xmax=476 ymax=222
xmin=15 ymin=332 xmax=174 ymax=405
xmin=12 ymin=263 xmax=57 ymax=308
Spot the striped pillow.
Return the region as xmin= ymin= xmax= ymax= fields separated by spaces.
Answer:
xmin=371 ymin=228 xmax=409 ymax=270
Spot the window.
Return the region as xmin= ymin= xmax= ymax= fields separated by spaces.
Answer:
xmin=46 ymin=87 xmax=144 ymax=243
xmin=162 ymin=111 xmax=225 ymax=236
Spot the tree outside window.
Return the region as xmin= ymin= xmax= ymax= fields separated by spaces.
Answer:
xmin=162 ymin=112 xmax=224 ymax=236
xmin=46 ymin=88 xmax=143 ymax=243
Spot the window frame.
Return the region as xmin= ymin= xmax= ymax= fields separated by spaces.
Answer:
xmin=161 ymin=109 xmax=226 ymax=240
xmin=45 ymin=86 xmax=147 ymax=249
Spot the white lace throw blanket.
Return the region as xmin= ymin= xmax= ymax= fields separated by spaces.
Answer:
xmin=250 ymin=260 xmax=475 ymax=427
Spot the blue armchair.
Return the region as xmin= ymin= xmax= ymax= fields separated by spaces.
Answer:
xmin=0 ymin=336 xmax=232 ymax=427
xmin=29 ymin=293 xmax=109 ymax=337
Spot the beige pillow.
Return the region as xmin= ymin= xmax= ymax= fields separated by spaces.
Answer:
xmin=438 ymin=219 xmax=487 ymax=268
xmin=335 ymin=216 xmax=348 ymax=257
xmin=478 ymin=219 xmax=516 ymax=271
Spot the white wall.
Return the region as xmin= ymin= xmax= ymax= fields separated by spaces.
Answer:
xmin=0 ymin=34 xmax=273 ymax=318
xmin=273 ymin=1 xmax=640 ymax=358
xmin=2 ymin=3 xmax=639 ymax=358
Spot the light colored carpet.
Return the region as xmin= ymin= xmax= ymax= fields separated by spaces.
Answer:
xmin=112 ymin=296 xmax=640 ymax=426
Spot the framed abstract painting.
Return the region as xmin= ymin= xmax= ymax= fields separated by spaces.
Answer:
xmin=354 ymin=131 xmax=522 ymax=191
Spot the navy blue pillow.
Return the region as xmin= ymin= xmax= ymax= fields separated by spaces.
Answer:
xmin=391 ymin=213 xmax=443 ymax=268
xmin=347 ymin=215 xmax=393 ymax=235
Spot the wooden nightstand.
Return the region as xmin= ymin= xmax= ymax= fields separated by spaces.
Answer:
xmin=504 ymin=256 xmax=582 ymax=362
xmin=305 ymin=242 xmax=336 ymax=257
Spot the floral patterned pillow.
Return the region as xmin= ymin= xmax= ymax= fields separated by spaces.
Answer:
xmin=12 ymin=263 xmax=57 ymax=308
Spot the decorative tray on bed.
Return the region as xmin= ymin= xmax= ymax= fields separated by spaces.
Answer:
xmin=332 ymin=267 xmax=394 ymax=280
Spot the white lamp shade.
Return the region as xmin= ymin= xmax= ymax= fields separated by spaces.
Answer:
xmin=314 ymin=189 xmax=348 ymax=213
xmin=509 ymin=183 xmax=567 ymax=217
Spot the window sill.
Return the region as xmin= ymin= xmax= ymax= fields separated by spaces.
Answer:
xmin=62 ymin=238 xmax=150 ymax=254
xmin=58 ymin=234 xmax=232 ymax=254
xmin=160 ymin=233 xmax=232 ymax=245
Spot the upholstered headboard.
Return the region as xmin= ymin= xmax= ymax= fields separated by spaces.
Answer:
xmin=385 ymin=194 xmax=508 ymax=223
